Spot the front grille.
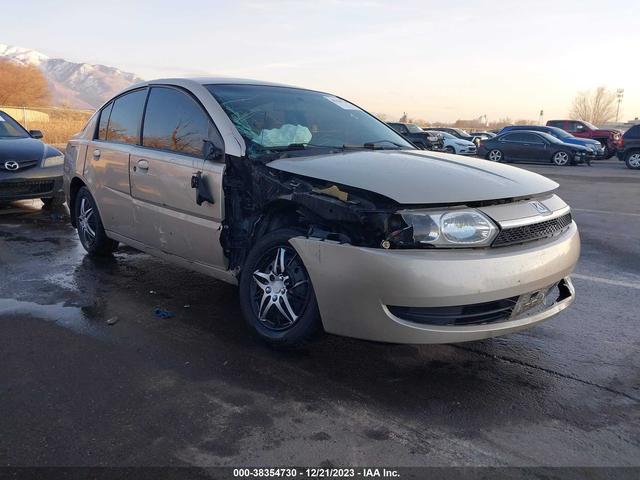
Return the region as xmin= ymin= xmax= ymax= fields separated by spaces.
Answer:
xmin=388 ymin=296 xmax=519 ymax=326
xmin=492 ymin=213 xmax=573 ymax=247
xmin=0 ymin=180 xmax=54 ymax=197
xmin=0 ymin=160 xmax=39 ymax=171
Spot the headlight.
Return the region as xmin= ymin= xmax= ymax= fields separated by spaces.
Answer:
xmin=43 ymin=155 xmax=64 ymax=167
xmin=389 ymin=209 xmax=498 ymax=248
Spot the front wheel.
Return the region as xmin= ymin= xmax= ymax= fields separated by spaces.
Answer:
xmin=239 ymin=228 xmax=322 ymax=346
xmin=626 ymin=151 xmax=640 ymax=170
xmin=487 ymin=149 xmax=503 ymax=162
xmin=445 ymin=146 xmax=455 ymax=154
xmin=74 ymin=187 xmax=118 ymax=256
xmin=552 ymin=151 xmax=570 ymax=166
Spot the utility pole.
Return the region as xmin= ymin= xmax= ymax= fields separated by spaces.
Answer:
xmin=616 ymin=89 xmax=624 ymax=123
xmin=538 ymin=109 xmax=544 ymax=126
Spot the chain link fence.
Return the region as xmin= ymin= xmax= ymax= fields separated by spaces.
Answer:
xmin=0 ymin=105 xmax=94 ymax=148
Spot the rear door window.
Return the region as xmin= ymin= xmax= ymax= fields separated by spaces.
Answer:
xmin=106 ymin=89 xmax=147 ymax=145
xmin=97 ymin=102 xmax=113 ymax=140
xmin=142 ymin=87 xmax=217 ymax=157
xmin=503 ymin=133 xmax=527 ymax=142
xmin=624 ymin=125 xmax=640 ymax=139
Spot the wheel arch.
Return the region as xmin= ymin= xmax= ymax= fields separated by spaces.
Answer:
xmin=68 ymin=176 xmax=87 ymax=227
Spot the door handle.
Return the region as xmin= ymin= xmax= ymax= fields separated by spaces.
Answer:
xmin=92 ymin=149 xmax=101 ymax=160
xmin=137 ymin=159 xmax=149 ymax=170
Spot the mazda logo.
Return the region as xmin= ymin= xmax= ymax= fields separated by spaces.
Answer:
xmin=4 ymin=161 xmax=19 ymax=171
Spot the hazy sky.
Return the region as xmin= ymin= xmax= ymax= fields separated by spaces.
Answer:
xmin=4 ymin=0 xmax=639 ymax=122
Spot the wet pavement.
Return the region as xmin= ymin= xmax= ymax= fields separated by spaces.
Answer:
xmin=0 ymin=159 xmax=639 ymax=467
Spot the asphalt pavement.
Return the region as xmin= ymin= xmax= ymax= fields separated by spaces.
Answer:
xmin=0 ymin=158 xmax=638 ymax=469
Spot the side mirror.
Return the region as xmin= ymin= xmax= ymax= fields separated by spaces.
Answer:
xmin=203 ymin=140 xmax=223 ymax=161
xmin=29 ymin=130 xmax=44 ymax=139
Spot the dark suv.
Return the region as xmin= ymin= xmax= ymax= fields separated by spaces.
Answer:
xmin=0 ymin=110 xmax=65 ymax=206
xmin=617 ymin=124 xmax=640 ymax=169
xmin=387 ymin=123 xmax=444 ymax=150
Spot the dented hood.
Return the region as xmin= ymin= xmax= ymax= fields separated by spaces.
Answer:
xmin=267 ymin=150 xmax=558 ymax=204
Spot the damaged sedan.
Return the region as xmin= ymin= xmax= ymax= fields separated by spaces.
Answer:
xmin=64 ymin=78 xmax=580 ymax=346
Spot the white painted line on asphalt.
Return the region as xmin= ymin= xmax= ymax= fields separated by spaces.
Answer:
xmin=572 ymin=273 xmax=640 ymax=290
xmin=573 ymin=208 xmax=640 ymax=218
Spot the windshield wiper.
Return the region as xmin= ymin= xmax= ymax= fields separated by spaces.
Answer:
xmin=343 ymin=140 xmax=404 ymax=150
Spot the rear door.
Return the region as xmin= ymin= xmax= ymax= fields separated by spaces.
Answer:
xmin=85 ymin=89 xmax=147 ymax=238
xmin=129 ymin=85 xmax=226 ymax=268
xmin=518 ymin=132 xmax=548 ymax=161
xmin=498 ymin=133 xmax=524 ymax=160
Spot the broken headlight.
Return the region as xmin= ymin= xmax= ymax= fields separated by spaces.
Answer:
xmin=386 ymin=209 xmax=498 ymax=248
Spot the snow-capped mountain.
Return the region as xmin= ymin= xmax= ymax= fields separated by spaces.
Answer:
xmin=0 ymin=44 xmax=143 ymax=109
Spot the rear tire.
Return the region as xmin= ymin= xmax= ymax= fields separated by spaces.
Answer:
xmin=626 ymin=151 xmax=640 ymax=170
xmin=74 ymin=187 xmax=118 ymax=256
xmin=239 ymin=228 xmax=322 ymax=347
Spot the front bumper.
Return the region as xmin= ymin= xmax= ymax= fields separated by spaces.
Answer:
xmin=0 ymin=166 xmax=63 ymax=201
xmin=290 ymin=222 xmax=579 ymax=344
xmin=457 ymin=146 xmax=477 ymax=155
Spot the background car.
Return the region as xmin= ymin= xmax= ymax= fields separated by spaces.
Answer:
xmin=469 ymin=131 xmax=496 ymax=140
xmin=616 ymin=124 xmax=640 ymax=169
xmin=477 ymin=130 xmax=590 ymax=166
xmin=435 ymin=131 xmax=477 ymax=155
xmin=422 ymin=127 xmax=480 ymax=145
xmin=499 ymin=125 xmax=605 ymax=158
xmin=546 ymin=119 xmax=621 ymax=158
xmin=0 ymin=110 xmax=65 ymax=206
xmin=387 ymin=122 xmax=444 ymax=150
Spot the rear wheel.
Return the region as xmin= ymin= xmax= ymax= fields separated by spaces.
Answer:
xmin=552 ymin=151 xmax=570 ymax=166
xmin=239 ymin=228 xmax=321 ymax=346
xmin=626 ymin=151 xmax=640 ymax=170
xmin=74 ymin=187 xmax=118 ymax=256
xmin=487 ymin=149 xmax=503 ymax=162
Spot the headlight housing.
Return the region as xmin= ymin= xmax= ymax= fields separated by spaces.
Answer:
xmin=43 ymin=155 xmax=64 ymax=167
xmin=387 ymin=209 xmax=498 ymax=248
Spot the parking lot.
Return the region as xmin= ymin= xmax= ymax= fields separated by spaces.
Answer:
xmin=0 ymin=159 xmax=638 ymax=468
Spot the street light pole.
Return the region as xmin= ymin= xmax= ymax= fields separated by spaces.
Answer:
xmin=616 ymin=89 xmax=624 ymax=123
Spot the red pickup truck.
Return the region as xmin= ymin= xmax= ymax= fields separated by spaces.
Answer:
xmin=546 ymin=120 xmax=622 ymax=158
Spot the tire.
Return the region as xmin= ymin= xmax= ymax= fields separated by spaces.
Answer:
xmin=487 ymin=149 xmax=503 ymax=162
xmin=74 ymin=186 xmax=118 ymax=256
xmin=445 ymin=146 xmax=455 ymax=154
xmin=239 ymin=228 xmax=322 ymax=346
xmin=552 ymin=151 xmax=570 ymax=166
xmin=626 ymin=151 xmax=640 ymax=170
xmin=41 ymin=194 xmax=65 ymax=208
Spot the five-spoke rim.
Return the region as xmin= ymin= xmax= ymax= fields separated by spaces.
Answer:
xmin=629 ymin=153 xmax=640 ymax=168
xmin=78 ymin=197 xmax=96 ymax=246
xmin=251 ymin=245 xmax=311 ymax=331
xmin=488 ymin=150 xmax=502 ymax=162
xmin=554 ymin=151 xmax=569 ymax=165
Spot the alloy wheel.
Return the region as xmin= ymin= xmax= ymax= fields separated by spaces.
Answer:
xmin=251 ymin=245 xmax=311 ymax=331
xmin=488 ymin=149 xmax=502 ymax=162
xmin=78 ymin=197 xmax=97 ymax=246
xmin=553 ymin=151 xmax=570 ymax=166
xmin=628 ymin=153 xmax=640 ymax=169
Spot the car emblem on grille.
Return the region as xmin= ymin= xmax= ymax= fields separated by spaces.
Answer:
xmin=530 ymin=201 xmax=551 ymax=215
xmin=4 ymin=161 xmax=19 ymax=171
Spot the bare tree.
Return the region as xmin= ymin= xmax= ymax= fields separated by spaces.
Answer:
xmin=0 ymin=60 xmax=51 ymax=106
xmin=570 ymin=87 xmax=617 ymax=125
